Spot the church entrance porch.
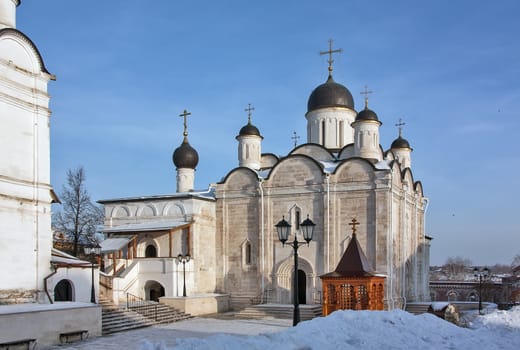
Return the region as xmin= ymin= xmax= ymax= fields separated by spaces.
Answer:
xmin=144 ymin=280 xmax=165 ymax=302
xmin=275 ymin=257 xmax=315 ymax=305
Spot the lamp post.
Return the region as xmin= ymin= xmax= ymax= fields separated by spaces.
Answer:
xmin=177 ymin=254 xmax=190 ymax=297
xmin=474 ymin=267 xmax=489 ymax=315
xmin=275 ymin=215 xmax=315 ymax=326
xmin=83 ymin=243 xmax=102 ymax=303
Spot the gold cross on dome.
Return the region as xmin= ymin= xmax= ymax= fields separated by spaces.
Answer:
xmin=179 ymin=109 xmax=191 ymax=137
xmin=360 ymin=85 xmax=374 ymax=109
xmin=320 ymin=39 xmax=343 ymax=75
xmin=395 ymin=118 xmax=406 ymax=137
xmin=245 ymin=103 xmax=255 ymax=123
xmin=349 ymin=218 xmax=360 ymax=235
xmin=291 ymin=131 xmax=300 ymax=148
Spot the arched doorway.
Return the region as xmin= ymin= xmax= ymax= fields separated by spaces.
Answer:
xmin=54 ymin=279 xmax=73 ymax=301
xmin=298 ymin=270 xmax=306 ymax=304
xmin=276 ymin=257 xmax=314 ymax=304
xmin=145 ymin=244 xmax=157 ymax=257
xmin=144 ymin=280 xmax=165 ymax=302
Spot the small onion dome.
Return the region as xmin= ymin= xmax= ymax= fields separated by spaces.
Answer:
xmin=391 ymin=136 xmax=411 ymax=149
xmin=307 ymin=75 xmax=355 ymax=113
xmin=355 ymin=107 xmax=379 ymax=122
xmin=173 ymin=138 xmax=199 ymax=169
xmin=238 ymin=121 xmax=262 ymax=137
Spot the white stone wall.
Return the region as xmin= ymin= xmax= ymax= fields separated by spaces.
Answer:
xmin=48 ymin=266 xmax=100 ymax=303
xmin=353 ymin=120 xmax=382 ymax=161
xmin=215 ymin=146 xmax=428 ymax=309
xmin=305 ymin=107 xmax=356 ymax=149
xmin=0 ymin=8 xmax=55 ymax=302
xmin=237 ymin=134 xmax=262 ymax=170
xmin=176 ymin=168 xmax=195 ymax=192
xmin=0 ymin=303 xmax=101 ymax=346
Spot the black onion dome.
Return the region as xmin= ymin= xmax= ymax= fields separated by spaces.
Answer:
xmin=173 ymin=139 xmax=199 ymax=169
xmin=238 ymin=122 xmax=261 ymax=137
xmin=355 ymin=107 xmax=379 ymax=122
xmin=391 ymin=136 xmax=411 ymax=149
xmin=307 ymin=75 xmax=355 ymax=112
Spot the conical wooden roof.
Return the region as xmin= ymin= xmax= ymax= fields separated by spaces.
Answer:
xmin=321 ymin=232 xmax=377 ymax=278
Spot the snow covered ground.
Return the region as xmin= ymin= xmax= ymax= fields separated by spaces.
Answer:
xmin=45 ymin=307 xmax=520 ymax=350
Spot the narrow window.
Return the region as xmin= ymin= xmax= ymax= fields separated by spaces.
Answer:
xmin=321 ymin=120 xmax=326 ymax=145
xmin=295 ymin=210 xmax=301 ymax=230
xmin=245 ymin=241 xmax=252 ymax=265
xmin=339 ymin=121 xmax=344 ymax=147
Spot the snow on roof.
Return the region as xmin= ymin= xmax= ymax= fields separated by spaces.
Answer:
xmin=320 ymin=161 xmax=337 ymax=173
xmin=375 ymin=159 xmax=391 ymax=170
xmin=98 ymin=189 xmax=215 ymax=204
xmin=257 ymin=169 xmax=271 ymax=179
xmin=100 ymin=237 xmax=132 ymax=252
xmin=51 ymin=248 xmax=90 ymax=265
xmin=0 ymin=302 xmax=96 ymax=315
xmin=103 ymin=220 xmax=189 ymax=233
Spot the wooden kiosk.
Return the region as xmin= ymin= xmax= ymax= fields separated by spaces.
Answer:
xmin=320 ymin=219 xmax=385 ymax=315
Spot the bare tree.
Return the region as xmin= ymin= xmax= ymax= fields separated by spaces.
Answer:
xmin=512 ymin=254 xmax=520 ymax=269
xmin=52 ymin=167 xmax=103 ymax=256
xmin=443 ymin=256 xmax=472 ymax=279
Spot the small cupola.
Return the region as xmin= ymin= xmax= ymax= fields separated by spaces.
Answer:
xmin=390 ymin=118 xmax=413 ymax=170
xmin=236 ymin=103 xmax=263 ymax=170
xmin=172 ymin=109 xmax=199 ymax=192
xmin=352 ymin=86 xmax=382 ymax=161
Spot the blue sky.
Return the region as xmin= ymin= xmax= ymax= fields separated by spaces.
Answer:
xmin=17 ymin=1 xmax=519 ymax=266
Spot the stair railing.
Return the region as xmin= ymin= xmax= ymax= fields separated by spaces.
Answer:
xmin=250 ymin=288 xmax=272 ymax=305
xmin=126 ymin=292 xmax=158 ymax=321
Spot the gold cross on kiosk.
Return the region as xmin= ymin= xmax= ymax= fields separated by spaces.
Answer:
xmin=179 ymin=109 xmax=191 ymax=137
xmin=320 ymin=39 xmax=343 ymax=75
xmin=349 ymin=218 xmax=360 ymax=235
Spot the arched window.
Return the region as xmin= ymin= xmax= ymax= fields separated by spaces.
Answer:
xmin=447 ymin=290 xmax=458 ymax=302
xmin=54 ymin=279 xmax=73 ymax=301
xmin=145 ymin=244 xmax=157 ymax=258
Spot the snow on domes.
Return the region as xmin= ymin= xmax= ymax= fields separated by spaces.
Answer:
xmin=307 ymin=75 xmax=355 ymax=113
xmin=173 ymin=139 xmax=199 ymax=169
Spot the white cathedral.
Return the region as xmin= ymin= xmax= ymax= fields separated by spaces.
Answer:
xmin=99 ymin=43 xmax=431 ymax=312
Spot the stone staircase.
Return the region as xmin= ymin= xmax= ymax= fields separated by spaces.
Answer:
xmin=236 ymin=304 xmax=322 ymax=321
xmin=100 ymin=298 xmax=156 ymax=335
xmin=129 ymin=302 xmax=193 ymax=324
xmin=100 ymin=298 xmax=192 ymax=335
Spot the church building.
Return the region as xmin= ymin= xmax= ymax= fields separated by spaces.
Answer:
xmin=100 ymin=41 xmax=431 ymax=312
xmin=0 ymin=2 xmax=101 ymax=346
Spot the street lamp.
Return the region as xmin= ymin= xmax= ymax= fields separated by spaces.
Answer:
xmin=474 ymin=267 xmax=490 ymax=315
xmin=275 ymin=215 xmax=315 ymax=326
xmin=177 ymin=254 xmax=190 ymax=297
xmin=83 ymin=243 xmax=101 ymax=303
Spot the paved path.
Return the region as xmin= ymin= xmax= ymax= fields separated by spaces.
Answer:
xmin=42 ymin=317 xmax=292 ymax=350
